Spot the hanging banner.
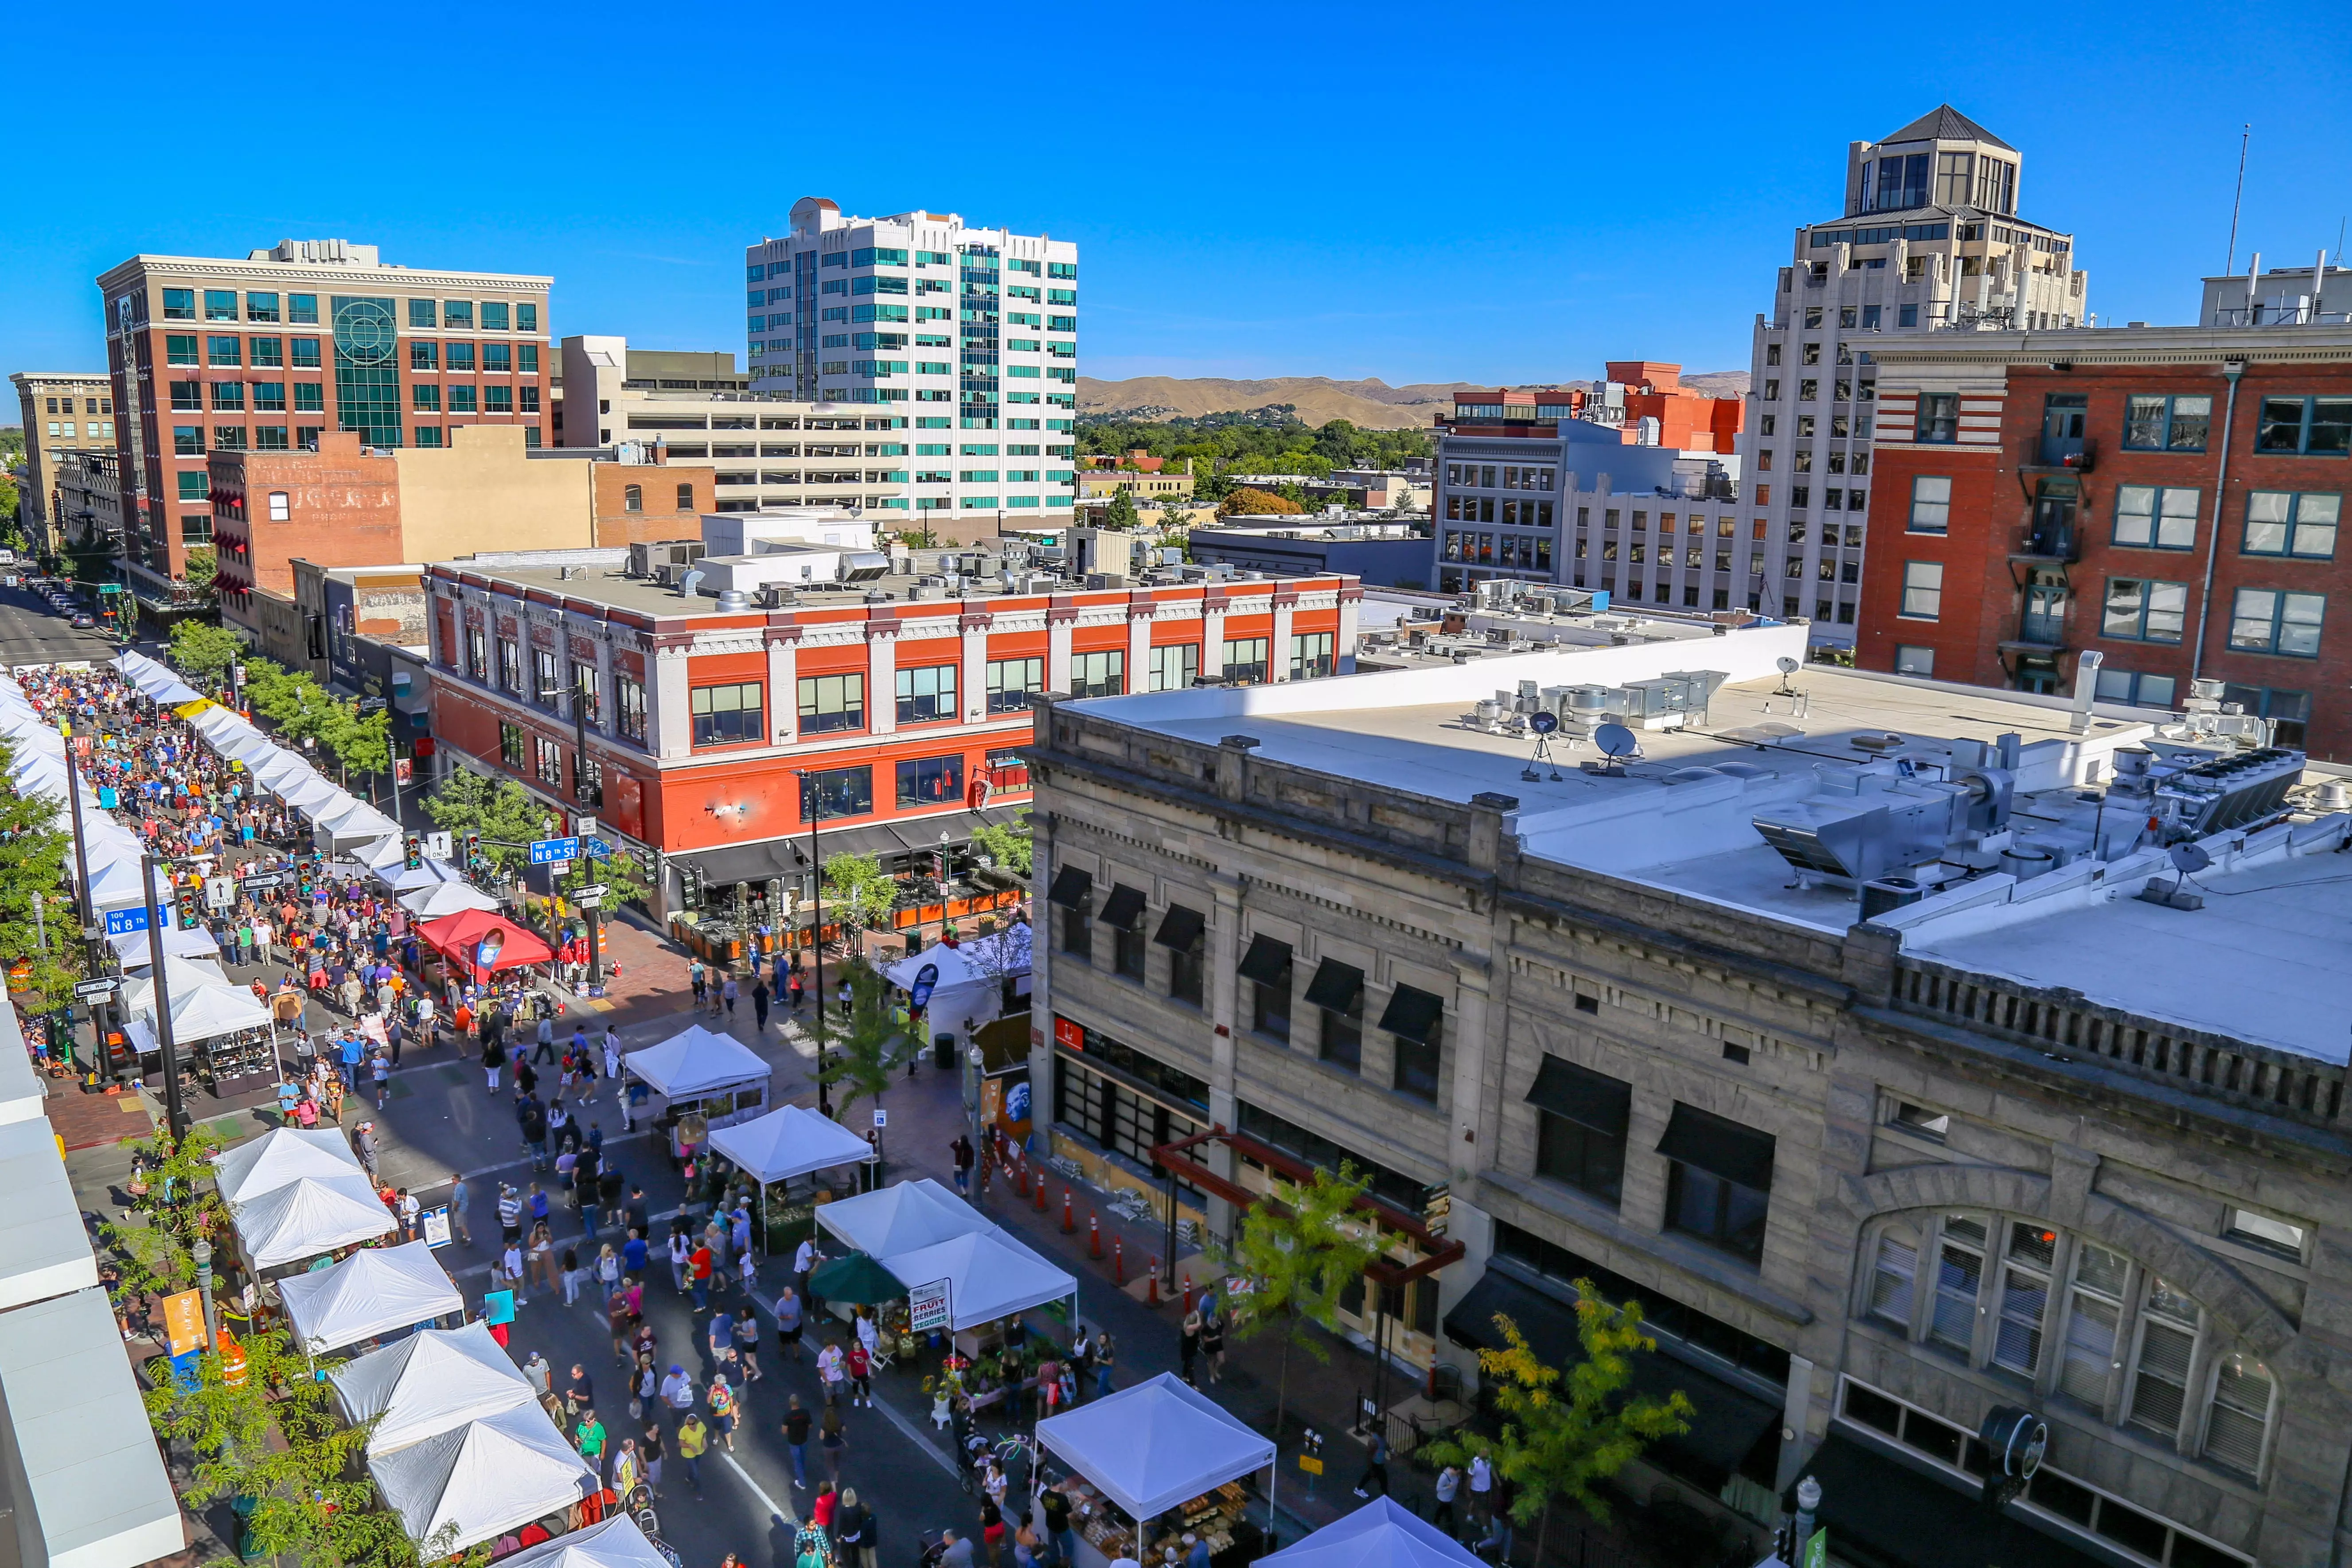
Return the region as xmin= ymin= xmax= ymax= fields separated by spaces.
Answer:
xmin=909 ymin=1277 xmax=952 ymax=1333
xmin=160 ymin=1289 xmax=207 ymax=1356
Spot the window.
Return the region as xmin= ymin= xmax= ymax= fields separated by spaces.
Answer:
xmin=162 ymin=289 xmax=195 ymax=320
xmin=1238 ymin=934 xmax=1293 ymax=1042
xmin=484 ymin=386 xmax=513 ymax=413
xmin=2059 ymin=1240 xmax=2127 ymax=1408
xmin=250 ymin=338 xmax=284 ymax=368
xmin=499 ymin=722 xmax=527 ymax=768
xmin=2227 ymin=588 xmax=2325 ymax=656
xmin=2129 ymin=1277 xmax=2197 ymax=1438
xmin=2254 ymin=396 xmax=2352 ymax=455
xmin=176 ymin=471 xmax=210 ymax=501
xmin=533 ymin=734 xmax=564 ymax=786
xmin=987 ymin=656 xmax=1043 ymax=712
xmin=210 ymin=382 xmax=245 ymax=411
xmin=690 ymin=682 xmax=764 ymax=746
xmin=1915 ymin=393 xmax=1958 ymax=443
xmin=1221 ymin=638 xmax=1270 ymax=685
xmin=204 ymin=289 xmax=238 ymax=321
xmin=165 ymin=335 xmax=199 ymax=366
xmin=409 ymin=300 xmax=438 ymax=329
xmin=411 ymin=384 xmax=441 ymax=412
xmin=532 ymin=647 xmax=561 ymax=706
xmin=447 ymin=342 xmax=476 ymax=371
xmin=1069 ymin=650 xmax=1123 ymax=699
xmin=1893 ymin=645 xmax=1935 ymax=677
xmin=614 ymin=673 xmax=646 ymax=741
xmin=1926 ymin=1212 xmax=1987 ymax=1352
xmin=2205 ymin=1352 xmax=2274 ymax=1479
xmin=1304 ymin=960 xmax=1364 ymax=1072
xmin=2225 ymin=1209 xmax=2307 ymax=1261
xmin=895 ymin=664 xmax=956 ymax=723
xmin=1658 ymin=1103 xmax=1773 ymax=1264
xmin=411 ymin=341 xmax=439 ymax=371
xmin=267 ymin=491 xmax=290 ymax=523
xmin=1527 ymin=1055 xmax=1629 ymax=1205
xmin=291 ymin=337 xmax=321 ymax=369
xmin=481 ymin=302 xmax=510 ymax=332
xmin=1139 ymin=904 xmax=1203 ymax=1006
xmin=2102 ymin=577 xmax=2189 ymax=643
xmin=492 ymin=637 xmax=519 ymax=693
xmin=289 ymin=295 xmax=318 ymax=325
xmin=2122 ymin=394 xmax=2212 ymax=452
xmin=518 ymin=303 xmax=538 ymax=333
xmin=798 ymin=672 xmax=865 ymax=733
xmin=1147 ymin=644 xmax=1198 ymax=692
xmin=1049 ymin=865 xmax=1094 ymax=960
xmin=1867 ymin=1227 xmax=1919 ymax=1329
xmin=1385 ymin=986 xmax=1444 ymax=1101
xmin=207 ymin=335 xmax=242 ymax=367
xmin=245 ymin=291 xmax=279 ymax=323
xmin=449 ymin=386 xmax=477 ymax=414
xmin=2113 ymin=484 xmax=2200 ymax=550
xmin=800 ymin=765 xmax=873 ymax=820
xmin=2095 ymin=667 xmax=2179 ymax=709
xmin=1907 ymin=476 xmax=1950 ymax=533
xmin=624 ymin=484 xmax=643 ymax=513
xmin=2242 ymin=490 xmax=2339 ymax=557
xmin=1289 ymin=632 xmax=1335 ymax=681
xmin=2218 ymin=685 xmax=2311 ymax=745
xmin=1994 ymin=1221 xmax=2057 ymax=1374
xmin=464 ymin=627 xmax=488 ymax=680
xmin=676 ymin=484 xmax=693 ymax=509
xmin=572 ymin=661 xmax=600 ymax=726
xmin=1900 ymin=561 xmax=1943 ymax=619
xmin=442 ymin=300 xmax=474 ymax=329
xmin=895 ymin=754 xmax=964 ymax=807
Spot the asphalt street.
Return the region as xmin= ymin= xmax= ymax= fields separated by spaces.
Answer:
xmin=0 ymin=576 xmax=123 ymax=671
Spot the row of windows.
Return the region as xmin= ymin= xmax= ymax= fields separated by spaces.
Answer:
xmin=164 ymin=335 xmax=321 ymax=368
xmin=170 ymin=381 xmax=324 ymax=413
xmin=409 ymin=341 xmax=538 ymax=373
xmin=1900 ymin=563 xmax=2329 ymax=659
xmin=1910 ymin=477 xmax=2343 ymax=558
xmin=41 ymin=395 xmax=110 ymax=414
xmin=412 ymin=385 xmax=538 ymax=414
xmin=1760 ymin=377 xmax=1876 ymax=405
xmin=1445 ymin=463 xmax=1555 ymax=491
xmin=42 ymin=421 xmax=113 ymax=440
xmin=175 ymin=422 xmax=536 ymax=454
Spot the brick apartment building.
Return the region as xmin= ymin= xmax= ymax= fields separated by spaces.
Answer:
xmin=8 ymin=371 xmax=117 ymax=558
xmin=95 ymin=238 xmax=551 ymax=615
xmin=1857 ymin=267 xmax=2352 ymax=757
xmin=424 ymin=550 xmax=1361 ymax=914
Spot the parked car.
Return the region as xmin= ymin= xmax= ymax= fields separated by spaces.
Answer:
xmin=70 ymin=613 xmax=95 ymax=629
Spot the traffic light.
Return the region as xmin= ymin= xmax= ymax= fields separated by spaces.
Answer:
xmin=463 ymin=830 xmax=482 ymax=869
xmin=404 ymin=834 xmax=423 ymax=870
xmin=179 ymin=893 xmax=201 ymax=929
xmin=679 ymin=865 xmax=704 ymax=910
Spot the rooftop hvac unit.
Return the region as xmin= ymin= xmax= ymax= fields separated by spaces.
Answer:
xmin=1751 ymin=764 xmax=2015 ymax=887
xmin=837 ymin=551 xmax=892 ymax=583
xmin=2156 ymin=746 xmax=2305 ymax=835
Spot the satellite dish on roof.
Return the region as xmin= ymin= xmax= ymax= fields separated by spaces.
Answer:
xmin=2168 ymin=842 xmax=2212 ymax=874
xmin=1529 ymin=711 xmax=1559 ymax=735
xmin=1594 ymin=723 xmax=1638 ymax=758
xmin=1776 ymin=656 xmax=1800 ymax=675
xmin=1775 ymin=654 xmax=1802 ymax=696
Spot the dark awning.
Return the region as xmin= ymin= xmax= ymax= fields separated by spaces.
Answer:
xmin=1304 ymin=959 xmax=1364 ymax=1012
xmin=1379 ymin=984 xmax=1444 ymax=1044
xmin=1444 ymin=1268 xmax=1779 ymax=1482
xmin=1099 ymin=883 xmax=1147 ymax=931
xmin=1154 ymin=905 xmax=1206 ymax=952
xmin=1657 ymin=1102 xmax=1775 ymax=1190
xmin=680 ymin=822 xmax=905 ymax=887
xmin=1526 ymin=1056 xmax=1631 ymax=1135
xmin=1047 ymin=865 xmax=1092 ymax=909
xmin=1787 ymin=1435 xmax=2110 ymax=1568
xmin=1237 ymin=933 xmax=1292 ymax=987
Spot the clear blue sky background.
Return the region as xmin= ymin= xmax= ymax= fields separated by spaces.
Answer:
xmin=6 ymin=0 xmax=2348 ymax=394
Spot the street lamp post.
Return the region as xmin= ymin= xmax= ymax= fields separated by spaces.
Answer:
xmin=192 ymin=1237 xmax=216 ymax=1348
xmin=62 ymin=744 xmax=109 ymax=1080
xmin=966 ymin=1042 xmax=986 ymax=1211
xmin=792 ymin=770 xmax=831 ymax=1119
xmin=139 ymin=851 xmax=190 ymax=1143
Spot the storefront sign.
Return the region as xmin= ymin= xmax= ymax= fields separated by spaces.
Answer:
xmin=909 ymin=1277 xmax=952 ymax=1332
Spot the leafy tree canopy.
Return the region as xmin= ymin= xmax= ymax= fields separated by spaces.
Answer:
xmin=1077 ymin=412 xmax=1432 ymax=480
xmin=167 ymin=620 xmax=246 ymax=683
xmin=0 ymin=734 xmax=81 ymax=1002
xmin=1222 ymin=487 xmax=1305 ymax=517
xmin=969 ymin=808 xmax=1033 ymax=877
xmin=421 ymin=768 xmax=554 ymax=876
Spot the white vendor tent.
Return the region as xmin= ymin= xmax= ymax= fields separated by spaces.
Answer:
xmin=1037 ymin=1373 xmax=1275 ymax=1523
xmin=119 ymin=955 xmax=233 ymax=1018
xmin=280 ymin=1241 xmax=464 ymax=1357
xmin=1255 ymin=1499 xmax=1487 ymax=1568
xmin=880 ymin=1225 xmax=1074 ymax=1331
xmin=401 ymin=880 xmax=501 ymax=919
xmin=109 ymin=922 xmax=221 ymax=968
xmin=707 ymin=1104 xmax=877 ymax=1185
xmin=495 ymin=1517 xmax=672 ymax=1568
xmin=368 ymin=1403 xmax=596 ymax=1553
xmin=136 ymin=979 xmax=273 ymax=1045
xmin=623 ymin=1024 xmax=772 ymax=1100
xmin=213 ymin=1126 xmax=366 ymax=1205
xmin=815 ymin=1176 xmax=989 ymax=1257
xmin=884 ymin=925 xmax=1031 ymax=1011
xmin=231 ymin=1174 xmax=396 ymax=1269
xmin=330 ymin=1321 xmax=534 ymax=1453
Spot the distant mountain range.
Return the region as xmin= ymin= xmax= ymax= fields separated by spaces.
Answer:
xmin=1077 ymin=372 xmax=1748 ymax=431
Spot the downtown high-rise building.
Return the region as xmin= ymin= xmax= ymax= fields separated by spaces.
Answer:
xmin=745 ymin=199 xmax=1079 ymax=526
xmin=1738 ymin=106 xmax=2090 ymax=648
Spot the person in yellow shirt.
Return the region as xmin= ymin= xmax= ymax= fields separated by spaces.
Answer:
xmin=675 ymin=1412 xmax=710 ymax=1498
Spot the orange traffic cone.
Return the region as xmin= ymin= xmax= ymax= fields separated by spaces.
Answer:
xmin=1062 ymin=1187 xmax=1076 ymax=1233
xmin=1035 ymin=1168 xmax=1049 ymax=1212
xmin=1089 ymin=1212 xmax=1102 ymax=1259
xmin=1113 ymin=1235 xmax=1126 ymax=1287
xmin=1146 ymin=1258 xmax=1160 ymax=1307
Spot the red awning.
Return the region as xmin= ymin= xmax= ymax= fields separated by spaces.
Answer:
xmin=415 ymin=909 xmax=555 ymax=977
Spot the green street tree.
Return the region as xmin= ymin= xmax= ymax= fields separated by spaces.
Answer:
xmin=325 ymin=704 xmax=393 ymax=790
xmin=1100 ymin=486 xmax=1141 ymax=530
xmin=556 ymin=845 xmax=650 ymax=908
xmin=817 ymin=960 xmax=920 ymax=1120
xmin=968 ymin=808 xmax=1034 ymax=878
xmin=100 ymin=1122 xmax=230 ymax=1299
xmin=1423 ymin=1290 xmax=1693 ymax=1558
xmin=1213 ymin=1161 xmax=1381 ymax=1446
xmin=823 ymin=852 xmax=899 ymax=948
xmin=0 ymin=734 xmax=81 ymax=1002
xmin=421 ymin=768 xmax=554 ymax=877
xmin=182 ymin=546 xmax=218 ymax=601
xmin=167 ymin=620 xmax=246 ymax=684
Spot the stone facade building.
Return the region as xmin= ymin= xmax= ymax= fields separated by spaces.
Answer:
xmin=1026 ymin=609 xmax=2352 ymax=1568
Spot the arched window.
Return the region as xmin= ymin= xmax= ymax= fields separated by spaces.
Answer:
xmin=624 ymin=484 xmax=643 ymax=513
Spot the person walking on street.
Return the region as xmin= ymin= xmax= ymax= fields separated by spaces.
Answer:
xmin=752 ymin=976 xmax=770 ymax=1032
xmin=1199 ymin=1307 xmax=1225 ymax=1385
xmin=352 ymin=1120 xmax=381 ymax=1182
xmin=668 ymin=1226 xmax=691 ymax=1294
xmin=706 ymin=1373 xmax=739 ymax=1452
xmin=451 ymin=1174 xmax=472 ymax=1246
xmin=534 ymin=1014 xmax=557 ymax=1065
xmin=951 ymin=1134 xmax=974 ymax=1195
xmin=370 ymin=1049 xmax=391 ymax=1108
xmin=1353 ymin=1428 xmax=1390 ymax=1498
xmin=483 ymin=1036 xmax=505 ymax=1092
xmin=1179 ymin=1307 xmax=1201 ymax=1385
xmin=784 ymin=1394 xmax=811 ymax=1489
xmin=575 ymin=1407 xmax=608 ymax=1479
xmin=819 ymin=1400 xmax=847 ymax=1484
xmin=675 ymin=1412 xmax=708 ymax=1497
xmin=1092 ymin=1330 xmax=1115 ymax=1400
xmin=721 ymin=971 xmax=739 ymax=1020
xmin=1467 ymin=1451 xmax=1493 ymax=1525
xmin=1433 ymin=1464 xmax=1461 ymax=1537
xmin=775 ymin=1285 xmax=805 ymax=1362
xmin=688 ymin=959 xmax=706 ymax=1009
xmin=816 ymin=1338 xmax=846 ymax=1406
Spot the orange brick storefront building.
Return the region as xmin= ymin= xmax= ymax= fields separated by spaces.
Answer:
xmin=1857 ymin=325 xmax=2352 ymax=758
xmin=425 ymin=560 xmax=1361 ymax=911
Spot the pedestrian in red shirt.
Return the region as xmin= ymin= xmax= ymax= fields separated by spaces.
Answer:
xmin=690 ymin=1242 xmax=715 ymax=1310
xmin=845 ymin=1341 xmax=872 ymax=1408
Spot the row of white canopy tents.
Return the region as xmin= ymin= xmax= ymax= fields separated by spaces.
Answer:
xmin=813 ymin=1175 xmax=1078 ymax=1331
xmin=215 ymin=1127 xmax=396 ymax=1275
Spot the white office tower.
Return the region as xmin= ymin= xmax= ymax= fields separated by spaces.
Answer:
xmin=1740 ymin=106 xmax=2089 ymax=648
xmin=745 ymin=198 xmax=1079 ymax=527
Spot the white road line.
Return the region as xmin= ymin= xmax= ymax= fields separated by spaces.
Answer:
xmin=722 ymin=1452 xmax=796 ymax=1525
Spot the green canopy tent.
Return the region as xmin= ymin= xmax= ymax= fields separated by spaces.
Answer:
xmin=809 ymin=1251 xmax=907 ymax=1306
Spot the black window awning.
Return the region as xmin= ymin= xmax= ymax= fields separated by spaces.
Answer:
xmin=1153 ymin=904 xmax=1205 ymax=952
xmin=1788 ymin=1434 xmax=2111 ymax=1568
xmin=1098 ymin=883 xmax=1147 ymax=931
xmin=1303 ymin=959 xmax=1364 ymax=1012
xmin=1525 ymin=1055 xmax=1631 ymax=1136
xmin=1237 ymin=933 xmax=1292 ymax=987
xmin=1657 ymin=1102 xmax=1775 ymax=1191
xmin=1047 ymin=865 xmax=1092 ymax=909
xmin=1444 ymin=1268 xmax=1780 ymax=1485
xmin=1379 ymin=984 xmax=1444 ymax=1044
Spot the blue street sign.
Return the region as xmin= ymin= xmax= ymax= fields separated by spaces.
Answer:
xmin=528 ymin=837 xmax=579 ymax=865
xmin=103 ymin=907 xmax=151 ymax=936
xmin=581 ymin=837 xmax=613 ymax=860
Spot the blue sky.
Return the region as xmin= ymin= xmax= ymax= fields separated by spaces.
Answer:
xmin=6 ymin=0 xmax=2349 ymax=394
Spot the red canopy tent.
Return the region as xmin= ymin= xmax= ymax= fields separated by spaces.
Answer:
xmin=415 ymin=909 xmax=555 ymax=981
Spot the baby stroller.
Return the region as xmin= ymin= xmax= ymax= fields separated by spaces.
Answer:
xmin=627 ymin=1482 xmax=682 ymax=1568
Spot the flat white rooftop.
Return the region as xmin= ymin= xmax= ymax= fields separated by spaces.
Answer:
xmin=1073 ymin=637 xmax=2352 ymax=1065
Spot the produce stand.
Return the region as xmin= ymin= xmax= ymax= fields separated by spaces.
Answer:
xmin=621 ymin=1025 xmax=772 ymax=1158
xmin=706 ymin=1103 xmax=876 ymax=1252
xmin=1037 ymin=1373 xmax=1275 ymax=1568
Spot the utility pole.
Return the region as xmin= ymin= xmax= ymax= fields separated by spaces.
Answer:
xmin=793 ymin=769 xmax=831 ymax=1119
xmin=139 ymin=852 xmax=189 ymax=1142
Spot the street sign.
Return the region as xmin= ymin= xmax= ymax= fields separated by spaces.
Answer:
xmin=160 ymin=1289 xmax=206 ymax=1356
xmin=573 ymin=885 xmax=609 ymax=907
xmin=1802 ymin=1530 xmax=1827 ymax=1568
xmin=528 ymin=837 xmax=579 ymax=865
xmin=1298 ymin=1455 xmax=1324 ymax=1476
xmin=242 ymin=872 xmax=285 ymax=891
xmin=102 ymin=907 xmax=150 ymax=936
xmin=73 ymin=977 xmax=119 ymax=1000
xmin=581 ymin=837 xmax=614 ymax=860
xmin=576 ymin=817 xmax=597 ymax=837
xmin=205 ymin=877 xmax=234 ymax=911
xmin=421 ymin=1206 xmax=453 ymax=1248
xmin=424 ymin=831 xmax=452 ymax=859
xmin=872 ymin=1108 xmax=888 ymax=1128
xmin=909 ymin=1277 xmax=952 ymax=1332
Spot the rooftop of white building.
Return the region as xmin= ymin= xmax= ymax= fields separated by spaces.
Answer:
xmin=1066 ymin=626 xmax=2352 ymax=1066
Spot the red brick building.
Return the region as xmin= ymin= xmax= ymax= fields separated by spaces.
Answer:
xmin=425 ymin=555 xmax=1361 ymax=917
xmin=1604 ymin=362 xmax=1744 ymax=455
xmin=1857 ymin=324 xmax=2352 ymax=757
xmin=208 ymin=433 xmax=403 ymax=608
